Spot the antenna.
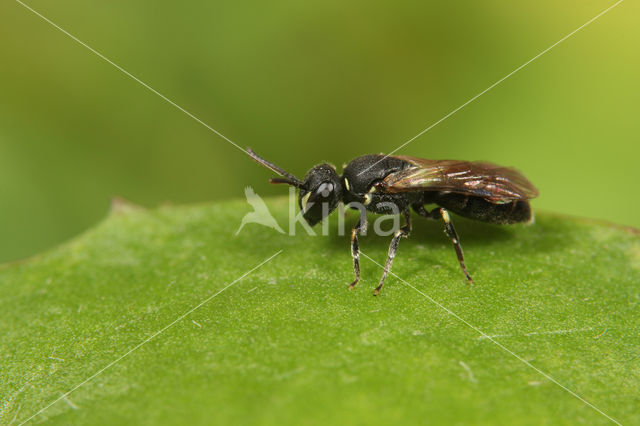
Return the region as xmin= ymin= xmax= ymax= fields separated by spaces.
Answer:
xmin=247 ymin=148 xmax=303 ymax=188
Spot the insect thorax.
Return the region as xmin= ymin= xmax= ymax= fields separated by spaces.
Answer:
xmin=342 ymin=155 xmax=411 ymax=199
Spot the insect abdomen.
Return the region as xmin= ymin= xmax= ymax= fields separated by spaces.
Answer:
xmin=433 ymin=193 xmax=532 ymax=224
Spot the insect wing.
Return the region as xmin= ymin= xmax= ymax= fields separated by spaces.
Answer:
xmin=382 ymin=156 xmax=538 ymax=202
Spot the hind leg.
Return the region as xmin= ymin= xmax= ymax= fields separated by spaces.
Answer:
xmin=414 ymin=205 xmax=473 ymax=285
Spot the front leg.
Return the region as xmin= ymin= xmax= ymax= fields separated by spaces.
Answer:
xmin=348 ymin=214 xmax=368 ymax=289
xmin=374 ymin=209 xmax=412 ymax=295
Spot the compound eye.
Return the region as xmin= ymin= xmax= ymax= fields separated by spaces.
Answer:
xmin=316 ymin=182 xmax=334 ymax=198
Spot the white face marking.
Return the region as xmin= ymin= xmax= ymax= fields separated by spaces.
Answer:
xmin=301 ymin=192 xmax=311 ymax=212
xmin=317 ymin=182 xmax=333 ymax=198
xmin=364 ymin=193 xmax=372 ymax=205
xmin=344 ymin=178 xmax=350 ymax=191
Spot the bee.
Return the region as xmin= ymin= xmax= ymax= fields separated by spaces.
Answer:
xmin=247 ymin=149 xmax=538 ymax=295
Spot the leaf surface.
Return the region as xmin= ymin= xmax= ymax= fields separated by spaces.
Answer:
xmin=1 ymin=197 xmax=638 ymax=425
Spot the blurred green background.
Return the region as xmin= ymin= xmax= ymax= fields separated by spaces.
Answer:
xmin=0 ymin=0 xmax=637 ymax=263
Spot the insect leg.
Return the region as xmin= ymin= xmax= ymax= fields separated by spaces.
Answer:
xmin=415 ymin=206 xmax=473 ymax=285
xmin=374 ymin=210 xmax=412 ymax=296
xmin=348 ymin=215 xmax=368 ymax=289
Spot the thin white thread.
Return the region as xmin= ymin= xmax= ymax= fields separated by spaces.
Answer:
xmin=17 ymin=250 xmax=282 ymax=425
xmin=15 ymin=0 xmax=248 ymax=157
xmin=360 ymin=251 xmax=621 ymax=425
xmin=358 ymin=0 xmax=624 ymax=176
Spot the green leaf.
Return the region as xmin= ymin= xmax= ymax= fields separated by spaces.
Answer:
xmin=2 ymin=197 xmax=638 ymax=425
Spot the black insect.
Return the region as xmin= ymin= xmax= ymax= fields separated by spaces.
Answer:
xmin=247 ymin=148 xmax=538 ymax=295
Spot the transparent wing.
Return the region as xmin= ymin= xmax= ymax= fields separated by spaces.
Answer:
xmin=382 ymin=156 xmax=539 ymax=202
